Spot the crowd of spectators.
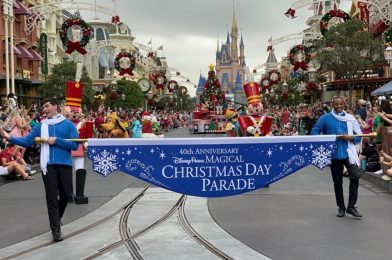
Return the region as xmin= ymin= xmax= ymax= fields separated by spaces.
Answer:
xmin=2 ymin=92 xmax=392 ymax=182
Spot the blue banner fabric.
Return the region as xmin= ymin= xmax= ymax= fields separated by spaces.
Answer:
xmin=88 ymin=136 xmax=336 ymax=197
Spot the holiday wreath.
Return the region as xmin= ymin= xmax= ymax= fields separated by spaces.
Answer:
xmin=288 ymin=44 xmax=311 ymax=72
xmin=114 ymin=52 xmax=136 ymax=76
xmin=320 ymin=9 xmax=350 ymax=36
xmin=59 ymin=18 xmax=92 ymax=55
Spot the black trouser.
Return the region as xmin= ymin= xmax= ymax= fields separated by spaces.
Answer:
xmin=42 ymin=165 xmax=72 ymax=231
xmin=330 ymin=159 xmax=360 ymax=210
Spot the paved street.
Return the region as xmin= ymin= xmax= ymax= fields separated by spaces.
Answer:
xmin=0 ymin=128 xmax=392 ymax=259
xmin=209 ymin=166 xmax=392 ymax=260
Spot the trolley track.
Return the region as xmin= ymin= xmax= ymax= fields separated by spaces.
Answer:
xmin=84 ymin=194 xmax=232 ymax=260
xmin=2 ymin=187 xmax=233 ymax=260
xmin=0 ymin=185 xmax=150 ymax=260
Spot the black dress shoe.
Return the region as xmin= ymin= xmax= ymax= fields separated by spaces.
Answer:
xmin=336 ymin=208 xmax=345 ymax=217
xmin=52 ymin=228 xmax=63 ymax=242
xmin=346 ymin=207 xmax=363 ymax=218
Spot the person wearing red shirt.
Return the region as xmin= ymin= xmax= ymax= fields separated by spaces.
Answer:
xmin=0 ymin=145 xmax=31 ymax=180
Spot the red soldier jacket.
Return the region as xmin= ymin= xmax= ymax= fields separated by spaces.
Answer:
xmin=238 ymin=115 xmax=273 ymax=137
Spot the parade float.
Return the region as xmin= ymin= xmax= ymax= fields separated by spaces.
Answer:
xmin=190 ymin=65 xmax=229 ymax=134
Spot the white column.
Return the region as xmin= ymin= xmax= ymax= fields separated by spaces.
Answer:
xmin=10 ymin=15 xmax=15 ymax=94
xmin=3 ymin=13 xmax=10 ymax=95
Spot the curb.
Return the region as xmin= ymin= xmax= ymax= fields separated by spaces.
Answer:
xmin=361 ymin=171 xmax=392 ymax=193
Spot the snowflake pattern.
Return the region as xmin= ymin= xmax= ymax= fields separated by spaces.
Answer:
xmin=93 ymin=150 xmax=118 ymax=176
xmin=311 ymin=145 xmax=332 ymax=169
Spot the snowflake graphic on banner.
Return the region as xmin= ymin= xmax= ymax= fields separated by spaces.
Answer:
xmin=93 ymin=149 xmax=118 ymax=176
xmin=311 ymin=145 xmax=331 ymax=169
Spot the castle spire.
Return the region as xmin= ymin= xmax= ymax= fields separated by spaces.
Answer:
xmin=232 ymin=0 xmax=238 ymax=31
xmin=217 ymin=36 xmax=220 ymax=51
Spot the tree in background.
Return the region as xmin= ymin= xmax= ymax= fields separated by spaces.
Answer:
xmin=315 ymin=19 xmax=384 ymax=104
xmin=40 ymin=61 xmax=94 ymax=109
xmin=104 ymin=79 xmax=144 ymax=110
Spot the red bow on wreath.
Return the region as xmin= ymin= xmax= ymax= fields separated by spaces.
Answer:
xmin=111 ymin=15 xmax=120 ymax=24
xmin=294 ymin=61 xmax=308 ymax=72
xmin=66 ymin=41 xmax=87 ymax=55
xmin=118 ymin=68 xmax=134 ymax=76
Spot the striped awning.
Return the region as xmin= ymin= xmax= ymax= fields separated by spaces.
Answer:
xmin=14 ymin=1 xmax=30 ymax=15
xmin=28 ymin=49 xmax=42 ymax=61
xmin=16 ymin=45 xmax=33 ymax=59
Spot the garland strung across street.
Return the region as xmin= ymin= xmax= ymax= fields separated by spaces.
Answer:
xmin=319 ymin=9 xmax=351 ymax=36
xmin=288 ymin=44 xmax=311 ymax=72
xmin=115 ymin=52 xmax=136 ymax=76
xmin=59 ymin=18 xmax=92 ymax=55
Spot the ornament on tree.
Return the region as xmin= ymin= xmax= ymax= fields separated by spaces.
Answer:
xmin=59 ymin=18 xmax=92 ymax=55
xmin=115 ymin=52 xmax=136 ymax=76
xmin=199 ymin=64 xmax=225 ymax=111
xmin=320 ymin=9 xmax=350 ymax=36
xmin=288 ymin=45 xmax=311 ymax=72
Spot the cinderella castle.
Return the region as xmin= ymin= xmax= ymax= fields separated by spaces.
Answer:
xmin=197 ymin=8 xmax=250 ymax=107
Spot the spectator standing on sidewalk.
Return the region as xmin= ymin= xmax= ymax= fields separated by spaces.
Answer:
xmin=0 ymin=97 xmax=79 ymax=242
xmin=311 ymin=96 xmax=363 ymax=218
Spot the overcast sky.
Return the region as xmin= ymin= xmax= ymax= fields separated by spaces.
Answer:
xmin=82 ymin=0 xmax=351 ymax=96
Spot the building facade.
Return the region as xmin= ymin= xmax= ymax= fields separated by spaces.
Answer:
xmin=1 ymin=0 xmax=42 ymax=106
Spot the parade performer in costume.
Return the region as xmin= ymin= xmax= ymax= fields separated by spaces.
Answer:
xmin=0 ymin=97 xmax=79 ymax=242
xmin=238 ymin=82 xmax=273 ymax=136
xmin=131 ymin=115 xmax=142 ymax=138
xmin=102 ymin=112 xmax=129 ymax=138
xmin=141 ymin=111 xmax=164 ymax=138
xmin=225 ymin=109 xmax=240 ymax=137
xmin=311 ymin=96 xmax=363 ymax=218
xmin=63 ymin=64 xmax=92 ymax=204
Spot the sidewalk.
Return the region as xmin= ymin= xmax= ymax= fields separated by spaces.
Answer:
xmin=361 ymin=170 xmax=392 ymax=194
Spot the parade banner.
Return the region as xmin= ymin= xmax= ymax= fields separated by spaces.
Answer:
xmin=88 ymin=136 xmax=336 ymax=197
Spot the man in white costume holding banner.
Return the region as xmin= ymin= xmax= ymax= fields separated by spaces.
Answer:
xmin=311 ymin=96 xmax=363 ymax=218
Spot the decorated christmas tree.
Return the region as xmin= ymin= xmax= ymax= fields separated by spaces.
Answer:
xmin=199 ymin=64 xmax=225 ymax=112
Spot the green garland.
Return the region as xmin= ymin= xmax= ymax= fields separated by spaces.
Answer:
xmin=383 ymin=27 xmax=392 ymax=46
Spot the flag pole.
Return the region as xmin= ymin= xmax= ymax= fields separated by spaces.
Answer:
xmin=33 ymin=133 xmax=377 ymax=144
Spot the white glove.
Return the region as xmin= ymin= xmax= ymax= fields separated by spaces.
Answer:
xmin=247 ymin=126 xmax=254 ymax=134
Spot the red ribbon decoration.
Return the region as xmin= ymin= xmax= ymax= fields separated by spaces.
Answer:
xmin=65 ymin=41 xmax=87 ymax=55
xmin=119 ymin=68 xmax=134 ymax=76
xmin=293 ymin=61 xmax=308 ymax=72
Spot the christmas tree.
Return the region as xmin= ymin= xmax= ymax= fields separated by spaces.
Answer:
xmin=199 ymin=64 xmax=225 ymax=111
